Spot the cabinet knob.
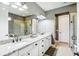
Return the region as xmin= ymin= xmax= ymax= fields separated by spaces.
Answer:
xmin=28 ymin=53 xmax=30 ymax=55
xmin=42 ymin=40 xmax=44 ymax=42
xmin=42 ymin=52 xmax=44 ymax=54
xmin=42 ymin=45 xmax=44 ymax=47
xmin=35 ymin=43 xmax=37 ymax=46
xmin=12 ymin=51 xmax=16 ymax=53
xmin=12 ymin=40 xmax=15 ymax=43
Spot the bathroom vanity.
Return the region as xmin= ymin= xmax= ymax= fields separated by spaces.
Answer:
xmin=0 ymin=33 xmax=51 ymax=56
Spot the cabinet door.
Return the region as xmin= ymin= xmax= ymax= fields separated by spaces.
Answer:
xmin=27 ymin=47 xmax=38 ymax=56
xmin=19 ymin=44 xmax=33 ymax=56
xmin=38 ymin=46 xmax=44 ymax=56
xmin=46 ymin=36 xmax=51 ymax=48
xmin=38 ymin=40 xmax=45 ymax=56
xmin=9 ymin=51 xmax=18 ymax=56
xmin=48 ymin=37 xmax=51 ymax=47
xmin=45 ymin=37 xmax=51 ymax=52
xmin=45 ymin=38 xmax=49 ymax=51
xmin=19 ymin=48 xmax=26 ymax=56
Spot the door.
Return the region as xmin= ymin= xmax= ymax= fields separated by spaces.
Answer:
xmin=58 ymin=14 xmax=69 ymax=43
xmin=27 ymin=47 xmax=38 ymax=56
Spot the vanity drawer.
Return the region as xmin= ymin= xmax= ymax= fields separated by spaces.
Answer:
xmin=39 ymin=50 xmax=45 ymax=56
xmin=39 ymin=39 xmax=45 ymax=44
xmin=38 ymin=41 xmax=45 ymax=56
xmin=19 ymin=44 xmax=34 ymax=56
xmin=38 ymin=46 xmax=45 ymax=56
xmin=25 ymin=42 xmax=39 ymax=56
xmin=33 ymin=41 xmax=39 ymax=48
xmin=26 ymin=47 xmax=38 ymax=56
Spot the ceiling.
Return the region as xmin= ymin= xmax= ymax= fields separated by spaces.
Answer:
xmin=0 ymin=2 xmax=33 ymax=17
xmin=36 ymin=2 xmax=75 ymax=11
xmin=0 ymin=2 xmax=75 ymax=17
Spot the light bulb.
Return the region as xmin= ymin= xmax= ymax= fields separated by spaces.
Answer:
xmin=8 ymin=17 xmax=11 ymax=21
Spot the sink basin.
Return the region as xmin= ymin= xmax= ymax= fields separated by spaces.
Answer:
xmin=30 ymin=35 xmax=37 ymax=38
xmin=21 ymin=39 xmax=33 ymax=42
xmin=30 ymin=34 xmax=38 ymax=38
xmin=12 ymin=42 xmax=28 ymax=48
xmin=7 ymin=46 xmax=12 ymax=49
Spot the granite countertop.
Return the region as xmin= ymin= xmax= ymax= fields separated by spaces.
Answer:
xmin=0 ymin=33 xmax=51 ymax=56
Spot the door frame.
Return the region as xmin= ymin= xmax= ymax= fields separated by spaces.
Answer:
xmin=55 ymin=12 xmax=70 ymax=43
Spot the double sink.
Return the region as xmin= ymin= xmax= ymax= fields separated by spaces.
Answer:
xmin=6 ymin=34 xmax=39 ymax=51
xmin=0 ymin=33 xmax=46 ymax=55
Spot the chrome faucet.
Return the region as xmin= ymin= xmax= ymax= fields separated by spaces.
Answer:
xmin=13 ymin=34 xmax=22 ymax=43
xmin=5 ymin=34 xmax=22 ymax=43
xmin=6 ymin=34 xmax=21 ymax=43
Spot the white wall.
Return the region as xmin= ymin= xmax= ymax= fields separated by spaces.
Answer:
xmin=32 ymin=19 xmax=37 ymax=34
xmin=77 ymin=3 xmax=79 ymax=52
xmin=0 ymin=4 xmax=8 ymax=41
xmin=38 ymin=20 xmax=54 ymax=36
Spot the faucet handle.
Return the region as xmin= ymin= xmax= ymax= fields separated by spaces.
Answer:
xmin=5 ymin=34 xmax=9 ymax=36
xmin=12 ymin=40 xmax=15 ymax=43
xmin=19 ymin=38 xmax=22 ymax=41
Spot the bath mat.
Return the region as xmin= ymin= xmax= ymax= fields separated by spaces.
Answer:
xmin=45 ymin=46 xmax=57 ymax=56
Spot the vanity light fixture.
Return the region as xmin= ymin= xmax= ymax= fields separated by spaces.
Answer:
xmin=2 ymin=2 xmax=10 ymax=5
xmin=8 ymin=17 xmax=11 ymax=21
xmin=11 ymin=5 xmax=18 ymax=8
xmin=37 ymin=15 xmax=46 ymax=20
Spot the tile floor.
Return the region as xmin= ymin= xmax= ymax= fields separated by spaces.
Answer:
xmin=44 ymin=41 xmax=74 ymax=56
xmin=52 ymin=42 xmax=74 ymax=56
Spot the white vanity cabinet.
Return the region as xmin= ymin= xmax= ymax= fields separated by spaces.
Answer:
xmin=18 ymin=42 xmax=39 ymax=56
xmin=45 ymin=36 xmax=51 ymax=52
xmin=18 ymin=44 xmax=34 ymax=56
xmin=45 ymin=38 xmax=49 ymax=51
xmin=8 ymin=50 xmax=19 ymax=56
xmin=26 ymin=42 xmax=39 ymax=56
xmin=38 ymin=35 xmax=51 ymax=56
xmin=38 ymin=39 xmax=45 ymax=56
xmin=26 ymin=47 xmax=38 ymax=56
xmin=5 ymin=34 xmax=51 ymax=56
xmin=47 ymin=36 xmax=51 ymax=47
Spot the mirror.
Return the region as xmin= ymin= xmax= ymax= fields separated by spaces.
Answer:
xmin=8 ymin=13 xmax=32 ymax=36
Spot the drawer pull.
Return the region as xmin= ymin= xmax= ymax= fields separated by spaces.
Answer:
xmin=35 ymin=44 xmax=37 ymax=46
xmin=42 ymin=40 xmax=44 ymax=42
xmin=42 ymin=45 xmax=44 ymax=47
xmin=42 ymin=52 xmax=44 ymax=54
xmin=28 ymin=53 xmax=30 ymax=55
xmin=12 ymin=51 xmax=15 ymax=53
